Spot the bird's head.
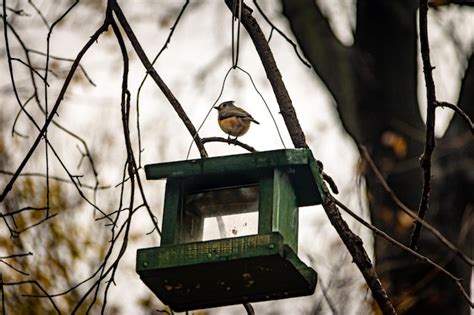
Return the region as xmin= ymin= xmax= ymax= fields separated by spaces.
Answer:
xmin=214 ymin=101 xmax=236 ymax=111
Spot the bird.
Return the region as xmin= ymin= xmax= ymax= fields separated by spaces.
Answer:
xmin=214 ymin=101 xmax=260 ymax=140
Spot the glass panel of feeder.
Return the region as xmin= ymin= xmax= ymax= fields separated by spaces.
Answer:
xmin=183 ymin=185 xmax=259 ymax=242
xmin=202 ymin=211 xmax=258 ymax=241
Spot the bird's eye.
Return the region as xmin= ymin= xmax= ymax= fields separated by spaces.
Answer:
xmin=222 ymin=104 xmax=227 ymax=108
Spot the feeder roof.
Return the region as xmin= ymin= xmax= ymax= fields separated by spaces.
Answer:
xmin=145 ymin=149 xmax=324 ymax=206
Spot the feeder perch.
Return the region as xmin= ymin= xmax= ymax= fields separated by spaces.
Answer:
xmin=137 ymin=149 xmax=325 ymax=311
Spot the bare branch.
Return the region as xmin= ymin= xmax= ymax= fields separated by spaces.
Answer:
xmin=27 ymin=0 xmax=50 ymax=28
xmin=333 ymin=198 xmax=473 ymax=308
xmin=436 ymin=101 xmax=473 ymax=134
xmin=0 ymin=7 xmax=110 ymax=202
xmin=0 ymin=170 xmax=110 ymax=190
xmin=253 ymin=0 xmax=311 ymax=68
xmin=11 ymin=57 xmax=49 ymax=85
xmin=0 ymin=260 xmax=29 ymax=276
xmin=1 ymin=273 xmax=4 ymax=315
xmin=2 ymin=280 xmax=60 ymax=313
xmin=17 ymin=213 xmax=58 ymax=234
xmin=112 ymin=1 xmax=208 ymax=158
xmin=2 ymin=5 xmax=112 ymax=225
xmin=0 ymin=252 xmax=33 ymax=260
xmin=0 ymin=206 xmax=48 ymax=218
xmin=243 ymin=302 xmax=255 ymax=315
xmin=1 ymin=4 xmax=29 ymax=16
xmin=410 ymin=0 xmax=438 ymax=250
xmin=225 ymin=0 xmax=307 ymax=148
xmin=202 ymin=136 xmax=256 ymax=152
xmin=29 ymin=49 xmax=96 ymax=86
xmin=359 ymin=145 xmax=473 ymax=266
xmin=226 ymin=1 xmax=396 ymax=313
xmin=136 ymin=0 xmax=190 ymax=166
xmin=322 ymin=194 xmax=397 ymax=315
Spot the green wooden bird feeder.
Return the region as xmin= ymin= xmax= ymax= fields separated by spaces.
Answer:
xmin=137 ymin=149 xmax=325 ymax=311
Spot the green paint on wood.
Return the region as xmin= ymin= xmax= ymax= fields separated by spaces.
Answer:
xmin=145 ymin=149 xmax=324 ymax=206
xmin=136 ymin=232 xmax=317 ymax=312
xmin=139 ymin=233 xmax=284 ymax=270
xmin=139 ymin=149 xmax=323 ymax=311
xmin=272 ymin=169 xmax=298 ymax=253
xmin=160 ymin=180 xmax=181 ymax=245
xmin=258 ymin=175 xmax=273 ymax=235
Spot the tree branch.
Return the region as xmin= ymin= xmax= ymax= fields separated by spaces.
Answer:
xmin=201 ymin=136 xmax=256 ymax=152
xmin=111 ymin=1 xmax=208 ymax=158
xmin=359 ymin=145 xmax=473 ymax=266
xmin=410 ymin=0 xmax=438 ymax=250
xmin=2 ymin=280 xmax=60 ymax=313
xmin=226 ymin=1 xmax=396 ymax=313
xmin=0 ymin=5 xmax=110 ymax=202
xmin=252 ymin=0 xmax=311 ymax=68
xmin=333 ymin=198 xmax=473 ymax=307
xmin=323 ymin=195 xmax=397 ymax=314
xmin=225 ymin=0 xmax=307 ymax=148
xmin=436 ymin=101 xmax=473 ymax=134
xmin=136 ymin=0 xmax=190 ymax=166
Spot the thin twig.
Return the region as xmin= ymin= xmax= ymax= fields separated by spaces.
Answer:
xmin=0 ymin=260 xmax=29 ymax=276
xmin=243 ymin=302 xmax=255 ymax=315
xmin=318 ymin=278 xmax=338 ymax=315
xmin=2 ymin=280 xmax=60 ymax=313
xmin=253 ymin=0 xmax=311 ymax=68
xmin=135 ymin=0 xmax=189 ymax=167
xmin=224 ymin=0 xmax=307 ymax=148
xmin=436 ymin=101 xmax=473 ymax=134
xmin=112 ymin=1 xmax=208 ymax=158
xmin=186 ymin=66 xmax=233 ymax=159
xmin=0 ymin=10 xmax=110 ymax=202
xmin=2 ymin=4 xmax=29 ymax=16
xmin=17 ymin=213 xmax=58 ymax=234
xmin=359 ymin=145 xmax=473 ymax=266
xmin=0 ymin=206 xmax=48 ymax=218
xmin=226 ymin=1 xmax=396 ymax=313
xmin=11 ymin=57 xmax=49 ymax=85
xmin=333 ymin=198 xmax=473 ymax=308
xmin=1 ymin=273 xmax=4 ymax=315
xmin=2 ymin=6 xmax=112 ymax=221
xmin=5 ymin=17 xmax=99 ymax=200
xmin=0 ymin=252 xmax=32 ymax=259
xmin=27 ymin=0 xmax=49 ymax=28
xmin=202 ymin=136 xmax=256 ymax=152
xmin=322 ymin=194 xmax=397 ymax=315
xmin=29 ymin=48 xmax=96 ymax=86
xmin=99 ymin=17 xmax=136 ymax=314
xmin=410 ymin=0 xmax=438 ymax=250
xmin=236 ymin=65 xmax=286 ymax=148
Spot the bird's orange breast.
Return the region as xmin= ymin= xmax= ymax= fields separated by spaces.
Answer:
xmin=218 ymin=116 xmax=251 ymax=137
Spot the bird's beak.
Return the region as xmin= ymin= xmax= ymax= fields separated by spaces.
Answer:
xmin=213 ymin=106 xmax=219 ymax=110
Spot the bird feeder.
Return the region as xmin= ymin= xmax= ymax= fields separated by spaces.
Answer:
xmin=137 ymin=149 xmax=325 ymax=311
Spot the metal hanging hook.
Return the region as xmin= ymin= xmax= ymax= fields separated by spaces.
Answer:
xmin=231 ymin=0 xmax=242 ymax=69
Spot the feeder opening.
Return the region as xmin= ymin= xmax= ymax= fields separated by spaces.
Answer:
xmin=182 ymin=184 xmax=259 ymax=242
xmin=203 ymin=212 xmax=259 ymax=241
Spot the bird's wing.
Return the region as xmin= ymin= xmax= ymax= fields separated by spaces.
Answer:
xmin=219 ymin=109 xmax=259 ymax=124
